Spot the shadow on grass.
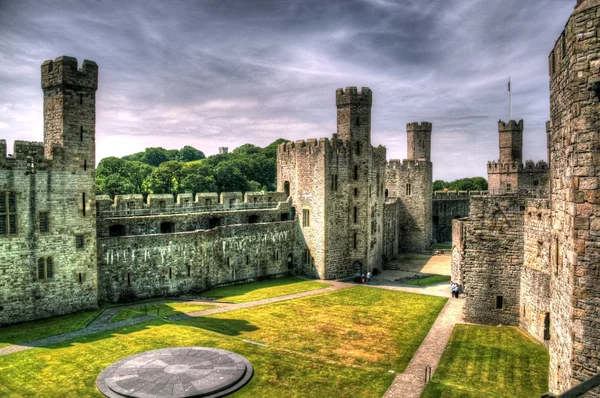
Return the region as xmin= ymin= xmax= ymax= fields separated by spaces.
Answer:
xmin=176 ymin=316 xmax=259 ymax=336
xmin=202 ymin=276 xmax=316 ymax=301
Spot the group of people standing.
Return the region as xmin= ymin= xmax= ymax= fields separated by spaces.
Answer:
xmin=361 ymin=271 xmax=372 ymax=284
xmin=450 ymin=281 xmax=460 ymax=298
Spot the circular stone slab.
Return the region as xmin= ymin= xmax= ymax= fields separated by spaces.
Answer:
xmin=96 ymin=347 xmax=253 ymax=398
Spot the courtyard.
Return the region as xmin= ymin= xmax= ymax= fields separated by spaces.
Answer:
xmin=0 ymin=274 xmax=550 ymax=397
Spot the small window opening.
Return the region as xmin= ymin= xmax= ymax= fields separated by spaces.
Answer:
xmin=354 ymin=188 xmax=358 ymax=197
xmin=82 ymin=192 xmax=86 ymax=216
xmin=331 ymin=174 xmax=338 ymax=191
xmin=354 ymin=116 xmax=360 ymax=127
xmin=246 ymin=255 xmax=249 ymax=265
xmin=353 ymin=233 xmax=357 ymax=249
xmin=284 ymin=181 xmax=290 ymax=198
xmin=75 ymin=235 xmax=84 ymax=249
xmin=227 ymin=257 xmax=230 ymax=267
xmin=280 ymin=213 xmax=289 ymax=221
xmin=83 ymin=159 xmax=87 ymax=171
xmin=385 ymin=189 xmax=389 ymax=198
xmin=209 ymin=217 xmax=221 ymax=229
xmin=78 ymin=273 xmax=83 ymax=284
xmin=353 ymin=207 xmax=358 ymax=224
xmin=80 ymin=126 xmax=83 ymax=141
xmin=160 ymin=222 xmax=175 ymax=233
xmin=496 ymin=295 xmax=504 ymax=309
xmin=356 ymin=142 xmax=360 ymax=155
xmin=354 ymin=165 xmax=358 ymax=181
xmin=109 ymin=224 xmax=126 ymax=237
xmin=39 ymin=212 xmax=49 ymax=233
xmin=249 ymin=215 xmax=259 ymax=224
xmin=544 ymin=312 xmax=551 ymax=340
xmin=79 ymin=93 xmax=83 ymax=104
xmin=302 ymin=209 xmax=310 ymax=227
xmin=169 ymin=267 xmax=172 ymax=279
xmin=127 ymin=272 xmax=131 ymax=286
xmin=406 ymin=184 xmax=412 ymax=196
xmin=187 ymin=264 xmax=191 ymax=277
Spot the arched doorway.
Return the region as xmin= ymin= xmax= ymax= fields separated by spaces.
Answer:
xmin=284 ymin=181 xmax=290 ymax=198
xmin=353 ymin=260 xmax=363 ymax=276
xmin=287 ymin=253 xmax=294 ymax=271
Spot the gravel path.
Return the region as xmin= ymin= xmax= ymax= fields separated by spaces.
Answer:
xmin=383 ymin=297 xmax=465 ymax=398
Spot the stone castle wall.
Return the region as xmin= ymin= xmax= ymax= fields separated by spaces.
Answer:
xmin=432 ymin=191 xmax=474 ymax=243
xmin=98 ymin=221 xmax=297 ymax=302
xmin=452 ymin=195 xmax=525 ymax=325
xmin=547 ymin=2 xmax=600 ymax=394
xmin=519 ymin=199 xmax=552 ymax=346
xmin=0 ymin=56 xmax=98 ymax=325
xmin=386 ymin=159 xmax=432 ymax=252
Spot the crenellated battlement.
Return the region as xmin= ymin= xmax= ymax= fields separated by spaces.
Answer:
xmin=41 ymin=56 xmax=98 ymax=90
xmin=524 ymin=160 xmax=548 ymax=172
xmin=406 ymin=121 xmax=433 ymax=132
xmin=433 ymin=190 xmax=489 ymax=200
xmin=97 ymin=191 xmax=289 ymax=218
xmin=335 ymin=86 xmax=372 ymax=107
xmin=278 ymin=135 xmax=352 ymax=156
xmin=487 ymin=160 xmax=548 ymax=173
xmin=0 ymin=139 xmax=50 ymax=169
xmin=387 ymin=158 xmax=432 ymax=171
xmin=498 ymin=119 xmax=524 ymax=132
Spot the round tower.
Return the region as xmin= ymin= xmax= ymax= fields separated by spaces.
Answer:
xmin=498 ymin=119 xmax=523 ymax=164
xmin=406 ymin=121 xmax=432 ymax=160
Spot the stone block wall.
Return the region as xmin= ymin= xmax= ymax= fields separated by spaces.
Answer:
xmin=547 ymin=2 xmax=600 ymax=394
xmin=386 ymin=159 xmax=432 ymax=252
xmin=98 ymin=221 xmax=297 ymax=302
xmin=432 ymin=191 xmax=472 ymax=243
xmin=451 ymin=195 xmax=525 ymax=326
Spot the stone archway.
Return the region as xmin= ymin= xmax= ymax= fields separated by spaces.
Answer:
xmin=353 ymin=260 xmax=363 ymax=276
xmin=287 ymin=253 xmax=294 ymax=271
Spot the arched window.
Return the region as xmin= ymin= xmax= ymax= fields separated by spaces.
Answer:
xmin=284 ymin=181 xmax=290 ymax=198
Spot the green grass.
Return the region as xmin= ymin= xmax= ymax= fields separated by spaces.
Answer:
xmin=202 ymin=276 xmax=330 ymax=303
xmin=422 ymin=324 xmax=549 ymax=398
xmin=183 ymin=286 xmax=447 ymax=371
xmin=110 ymin=302 xmax=215 ymax=322
xmin=404 ymin=275 xmax=451 ymax=286
xmin=0 ymin=287 xmax=445 ymax=397
xmin=431 ymin=243 xmax=452 ymax=250
xmin=0 ymin=309 xmax=101 ymax=348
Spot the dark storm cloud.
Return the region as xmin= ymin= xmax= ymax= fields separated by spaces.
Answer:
xmin=0 ymin=0 xmax=575 ymax=180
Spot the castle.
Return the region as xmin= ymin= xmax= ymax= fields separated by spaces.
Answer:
xmin=0 ymin=59 xmax=432 ymax=324
xmin=452 ymin=1 xmax=600 ymax=395
xmin=1 ymin=1 xmax=598 ymax=395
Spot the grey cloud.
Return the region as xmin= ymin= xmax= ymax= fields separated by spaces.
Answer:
xmin=0 ymin=0 xmax=577 ymax=180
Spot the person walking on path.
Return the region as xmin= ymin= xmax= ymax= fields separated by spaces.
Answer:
xmin=361 ymin=273 xmax=366 ymax=284
xmin=450 ymin=281 xmax=458 ymax=298
xmin=366 ymin=271 xmax=372 ymax=284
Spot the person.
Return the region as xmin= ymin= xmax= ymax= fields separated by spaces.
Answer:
xmin=450 ymin=281 xmax=457 ymax=298
xmin=366 ymin=271 xmax=372 ymax=284
xmin=361 ymin=273 xmax=366 ymax=284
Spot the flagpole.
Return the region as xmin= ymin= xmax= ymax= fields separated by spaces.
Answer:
xmin=508 ymin=77 xmax=512 ymax=121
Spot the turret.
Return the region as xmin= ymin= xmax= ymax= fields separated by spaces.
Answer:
xmin=406 ymin=121 xmax=432 ymax=161
xmin=498 ymin=119 xmax=523 ymax=164
xmin=42 ymin=56 xmax=98 ymax=170
xmin=335 ymin=87 xmax=372 ymax=146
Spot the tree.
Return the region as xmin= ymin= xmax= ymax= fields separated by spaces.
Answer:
xmin=181 ymin=163 xmax=217 ymax=193
xmin=179 ymin=146 xmax=205 ymax=162
xmin=146 ymin=160 xmax=185 ymax=194
xmin=123 ymin=161 xmax=153 ymax=194
xmin=433 ymin=180 xmax=447 ymax=191
xmin=214 ymin=161 xmax=249 ymax=193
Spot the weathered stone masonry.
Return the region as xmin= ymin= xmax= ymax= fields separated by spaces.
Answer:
xmin=0 ymin=56 xmax=98 ymax=325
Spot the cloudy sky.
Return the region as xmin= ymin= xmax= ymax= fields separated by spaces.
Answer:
xmin=0 ymin=0 xmax=575 ymax=180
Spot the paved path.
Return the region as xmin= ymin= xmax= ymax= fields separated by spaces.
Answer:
xmin=383 ymin=298 xmax=465 ymax=398
xmin=0 ymin=282 xmax=349 ymax=358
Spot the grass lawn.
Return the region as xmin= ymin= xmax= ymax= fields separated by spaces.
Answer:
xmin=110 ymin=302 xmax=215 ymax=322
xmin=183 ymin=286 xmax=447 ymax=372
xmin=421 ymin=324 xmax=549 ymax=398
xmin=202 ymin=276 xmax=330 ymax=303
xmin=0 ymin=287 xmax=445 ymax=397
xmin=431 ymin=243 xmax=452 ymax=250
xmin=404 ymin=275 xmax=451 ymax=286
xmin=0 ymin=309 xmax=101 ymax=348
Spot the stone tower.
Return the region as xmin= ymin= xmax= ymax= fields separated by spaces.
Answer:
xmin=407 ymin=121 xmax=432 ymax=160
xmin=42 ymin=56 xmax=98 ymax=171
xmin=498 ymin=119 xmax=523 ymax=164
xmin=0 ymin=56 xmax=99 ymax=325
xmin=278 ymin=87 xmax=386 ymax=279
